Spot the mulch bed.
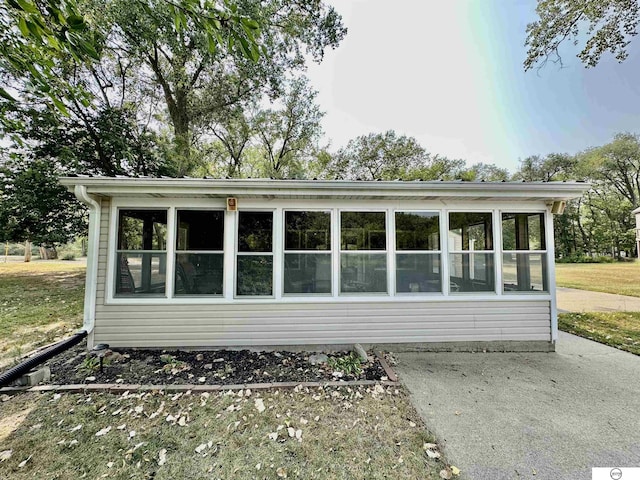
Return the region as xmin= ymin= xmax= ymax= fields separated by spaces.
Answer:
xmin=43 ymin=345 xmax=387 ymax=386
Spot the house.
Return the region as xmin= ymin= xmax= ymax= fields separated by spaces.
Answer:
xmin=59 ymin=176 xmax=588 ymax=352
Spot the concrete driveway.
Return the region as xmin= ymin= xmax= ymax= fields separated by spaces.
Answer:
xmin=396 ymin=332 xmax=640 ymax=479
xmin=557 ymin=287 xmax=640 ymax=312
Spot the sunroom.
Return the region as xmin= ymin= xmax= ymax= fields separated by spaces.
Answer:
xmin=60 ymin=177 xmax=588 ymax=351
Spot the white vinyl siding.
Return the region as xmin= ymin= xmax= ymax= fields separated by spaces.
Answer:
xmin=93 ymin=300 xmax=551 ymax=348
xmin=91 ymin=197 xmax=554 ymax=349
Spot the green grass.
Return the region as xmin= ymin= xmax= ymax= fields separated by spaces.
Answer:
xmin=0 ymin=387 xmax=453 ymax=479
xmin=555 ymin=261 xmax=640 ymax=297
xmin=0 ymin=261 xmax=85 ymax=366
xmin=559 ymin=312 xmax=640 ymax=355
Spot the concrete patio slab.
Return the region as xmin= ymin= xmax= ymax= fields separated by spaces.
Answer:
xmin=396 ymin=332 xmax=640 ymax=479
xmin=557 ymin=286 xmax=640 ymax=312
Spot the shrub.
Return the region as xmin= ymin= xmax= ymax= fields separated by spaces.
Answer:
xmin=328 ymin=352 xmax=363 ymax=376
xmin=557 ymin=254 xmax=615 ymax=264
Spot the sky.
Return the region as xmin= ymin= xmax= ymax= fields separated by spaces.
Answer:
xmin=305 ymin=0 xmax=640 ymax=172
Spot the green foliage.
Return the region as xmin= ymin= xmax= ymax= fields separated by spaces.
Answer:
xmin=76 ymin=355 xmax=101 ymax=375
xmin=321 ymin=130 xmax=466 ymax=181
xmin=328 ymin=352 xmax=363 ymax=376
xmin=525 ymin=0 xmax=640 ymax=70
xmin=556 ymin=254 xmax=616 ymax=263
xmin=160 ymin=354 xmax=190 ymax=373
xmin=0 ymin=157 xmax=87 ymax=245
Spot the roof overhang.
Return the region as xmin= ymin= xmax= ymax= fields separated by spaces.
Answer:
xmin=59 ymin=177 xmax=590 ymax=202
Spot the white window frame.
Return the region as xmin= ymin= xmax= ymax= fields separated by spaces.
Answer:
xmin=282 ymin=209 xmax=333 ymax=297
xmin=113 ymin=207 xmax=170 ymax=298
xmin=446 ymin=209 xmax=497 ymax=295
xmin=173 ymin=208 xmax=226 ymax=297
xmin=393 ymin=210 xmax=443 ymax=296
xmin=338 ymin=209 xmax=389 ymax=296
xmin=103 ymin=198 xmax=553 ymax=305
xmin=234 ymin=209 xmax=276 ymax=299
xmin=499 ymin=210 xmax=549 ymax=295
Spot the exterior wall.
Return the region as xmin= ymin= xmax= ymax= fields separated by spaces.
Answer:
xmin=91 ymin=196 xmax=553 ymax=349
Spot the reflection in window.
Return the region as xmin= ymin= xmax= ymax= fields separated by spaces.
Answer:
xmin=284 ymin=211 xmax=331 ymax=294
xmin=502 ymin=213 xmax=548 ymax=293
xmin=396 ymin=212 xmax=440 ymax=251
xmin=237 ymin=212 xmax=273 ymax=296
xmin=116 ymin=210 xmax=167 ymax=295
xmin=341 ymin=212 xmax=386 ymax=250
xmin=237 ymin=256 xmax=273 ymax=296
xmin=395 ymin=212 xmax=441 ymax=293
xmin=285 ymin=211 xmax=331 ymax=250
xmin=396 ymin=254 xmax=441 ymax=293
xmin=340 ymin=253 xmax=387 ymax=293
xmin=175 ymin=210 xmax=224 ymax=296
xmin=448 ymin=212 xmax=494 ymax=293
xmin=284 ymin=254 xmax=331 ymax=294
xmin=238 ymin=212 xmax=273 ymax=252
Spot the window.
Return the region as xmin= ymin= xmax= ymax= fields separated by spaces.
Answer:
xmin=340 ymin=211 xmax=387 ymax=293
xmin=395 ymin=211 xmax=441 ymax=293
xmin=448 ymin=212 xmax=495 ymax=293
xmin=284 ymin=211 xmax=331 ymax=294
xmin=502 ymin=213 xmax=548 ymax=293
xmin=116 ymin=209 xmax=167 ymax=295
xmin=175 ymin=210 xmax=224 ymax=296
xmin=236 ymin=211 xmax=273 ymax=296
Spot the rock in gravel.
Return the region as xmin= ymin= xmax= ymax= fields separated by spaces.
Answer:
xmin=308 ymin=354 xmax=328 ymax=365
xmin=203 ymin=363 xmax=213 ymax=370
xmin=196 ymin=354 xmax=204 ymax=361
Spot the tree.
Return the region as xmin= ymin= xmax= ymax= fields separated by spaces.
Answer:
xmin=253 ymin=77 xmax=324 ymax=179
xmin=525 ymin=0 xmax=640 ymax=70
xmin=0 ymin=0 xmax=263 ymax=114
xmin=0 ymin=156 xmax=87 ymax=259
xmin=458 ymin=163 xmax=510 ymax=181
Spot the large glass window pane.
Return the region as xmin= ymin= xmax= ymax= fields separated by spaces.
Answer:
xmin=285 ymin=212 xmax=331 ymax=250
xmin=284 ymin=254 xmax=331 ymax=294
xmin=118 ymin=210 xmax=167 ymax=250
xmin=341 ymin=212 xmax=386 ymax=250
xmin=395 ymin=212 xmax=440 ymax=250
xmin=177 ymin=210 xmax=224 ymax=251
xmin=448 ymin=212 xmax=493 ymax=251
xmin=340 ymin=253 xmax=387 ymax=293
xmin=237 ymin=256 xmax=273 ymax=296
xmin=116 ymin=210 xmax=167 ymax=296
xmin=501 ymin=213 xmax=545 ymax=251
xmin=502 ymin=253 xmax=548 ymax=292
xmin=449 ymin=253 xmax=495 ymax=292
xmin=116 ymin=252 xmax=166 ymax=294
xmin=238 ymin=212 xmax=273 ymax=252
xmin=396 ymin=254 xmax=441 ymax=293
xmin=175 ymin=210 xmax=224 ymax=297
xmin=175 ymin=253 xmax=223 ymax=295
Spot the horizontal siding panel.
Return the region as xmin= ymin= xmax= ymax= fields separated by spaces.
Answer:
xmin=92 ymin=299 xmax=551 ymax=347
xmin=94 ymin=333 xmax=551 ymax=348
xmin=95 ymin=322 xmax=550 ymax=335
xmin=95 ymin=301 xmax=549 ymax=314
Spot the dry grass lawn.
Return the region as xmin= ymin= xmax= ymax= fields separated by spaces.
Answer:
xmin=559 ymin=312 xmax=640 ymax=356
xmin=0 ymin=261 xmax=85 ymax=367
xmin=555 ymin=261 xmax=640 ymax=297
xmin=0 ymin=386 xmax=454 ymax=479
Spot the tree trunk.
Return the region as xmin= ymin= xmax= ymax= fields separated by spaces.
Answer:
xmin=24 ymin=240 xmax=32 ymax=262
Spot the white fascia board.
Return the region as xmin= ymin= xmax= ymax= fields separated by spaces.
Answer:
xmin=59 ymin=177 xmax=590 ymax=201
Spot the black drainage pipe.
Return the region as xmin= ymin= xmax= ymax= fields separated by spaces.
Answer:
xmin=0 ymin=330 xmax=87 ymax=387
